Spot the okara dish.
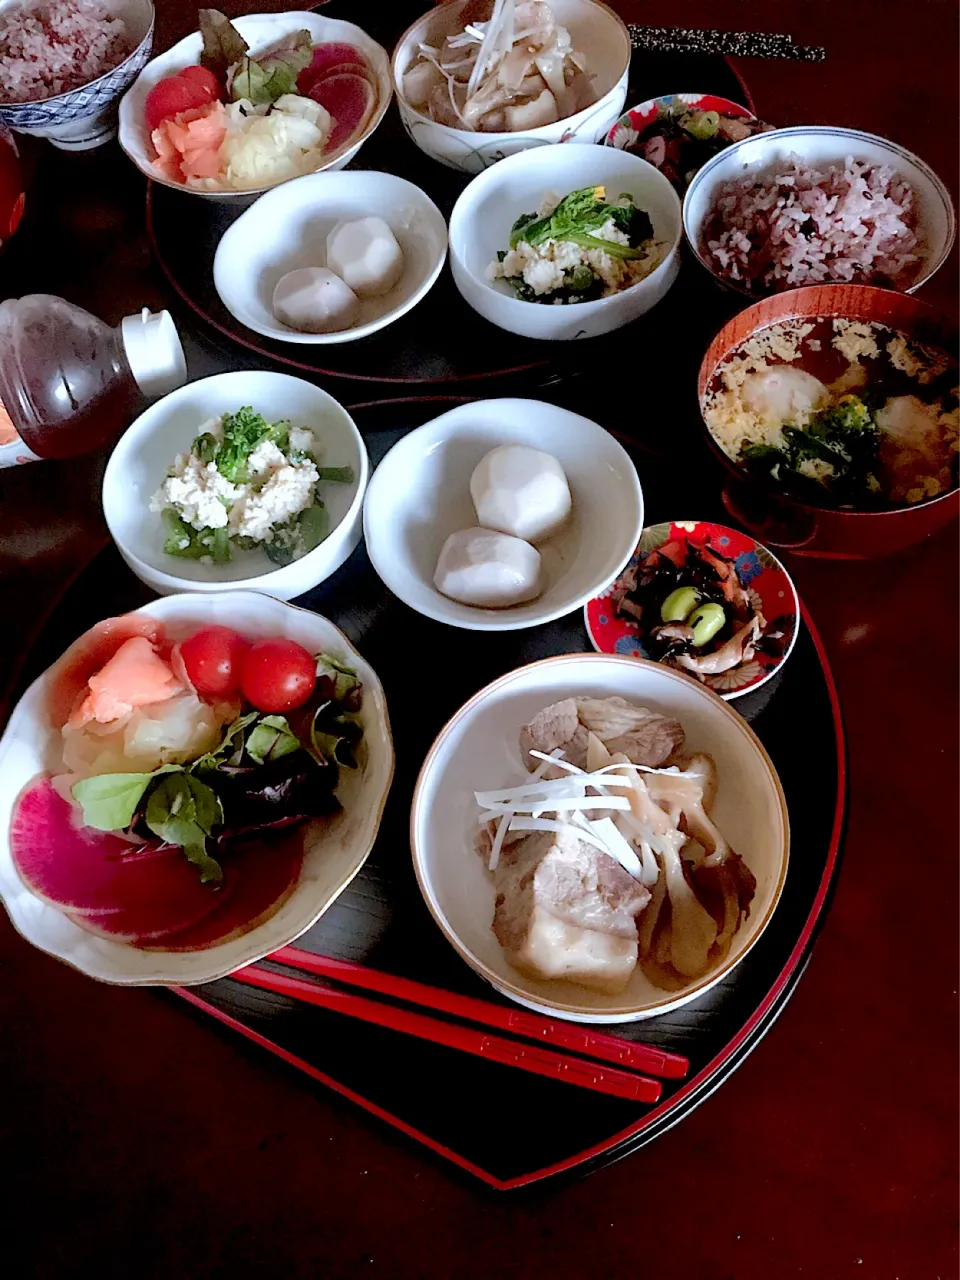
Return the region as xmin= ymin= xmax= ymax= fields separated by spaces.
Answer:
xmin=150 ymin=404 xmax=354 ymax=566
xmin=703 ymin=315 xmax=958 ymax=509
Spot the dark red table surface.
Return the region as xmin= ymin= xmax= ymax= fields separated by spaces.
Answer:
xmin=1 ymin=2 xmax=957 ymax=1276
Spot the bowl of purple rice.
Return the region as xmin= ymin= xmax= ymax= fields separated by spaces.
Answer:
xmin=682 ymin=125 xmax=956 ymax=299
xmin=0 ymin=0 xmax=154 ymax=151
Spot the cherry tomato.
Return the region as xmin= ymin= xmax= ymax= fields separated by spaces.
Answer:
xmin=179 ymin=626 xmax=250 ymax=699
xmin=241 ymin=639 xmax=317 ymax=714
xmin=177 ymin=64 xmax=221 ymax=100
xmin=144 ymin=74 xmax=215 ymax=131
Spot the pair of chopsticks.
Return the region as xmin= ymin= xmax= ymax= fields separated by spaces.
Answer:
xmin=628 ymin=25 xmax=827 ymax=62
xmin=230 ymin=945 xmax=688 ymax=1104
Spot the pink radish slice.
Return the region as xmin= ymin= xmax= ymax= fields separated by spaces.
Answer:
xmin=46 ymin=614 xmax=167 ymax=729
xmin=147 ymin=827 xmax=304 ymax=952
xmin=309 ymin=73 xmax=376 ymax=154
xmin=297 ymin=41 xmax=367 ymax=94
xmin=66 ymin=875 xmax=235 ymax=944
xmin=10 ymin=779 xmax=224 ymax=936
xmin=306 ymin=61 xmax=377 ymax=91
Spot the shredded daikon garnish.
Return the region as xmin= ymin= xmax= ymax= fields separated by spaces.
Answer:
xmin=485 ymin=747 xmax=564 ymax=871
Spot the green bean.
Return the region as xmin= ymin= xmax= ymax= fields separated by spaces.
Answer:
xmin=660 ymin=586 xmax=700 ymax=624
xmin=689 ymin=603 xmax=726 ymax=647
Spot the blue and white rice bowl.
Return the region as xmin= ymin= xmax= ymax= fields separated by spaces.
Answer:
xmin=0 ymin=0 xmax=154 ymax=150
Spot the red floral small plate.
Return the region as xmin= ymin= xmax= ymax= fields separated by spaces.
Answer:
xmin=584 ymin=520 xmax=800 ymax=700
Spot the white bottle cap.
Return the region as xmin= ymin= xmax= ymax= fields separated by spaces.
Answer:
xmin=120 ymin=308 xmax=187 ymax=398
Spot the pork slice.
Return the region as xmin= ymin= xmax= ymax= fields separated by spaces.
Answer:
xmin=519 ymin=698 xmax=579 ymax=759
xmin=491 ymin=828 xmax=650 ymax=994
xmin=576 ymin=696 xmax=684 ymax=766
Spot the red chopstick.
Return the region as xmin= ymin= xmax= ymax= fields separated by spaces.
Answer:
xmin=271 ymin=945 xmax=689 ymax=1080
xmin=232 ymin=963 xmax=663 ymax=1103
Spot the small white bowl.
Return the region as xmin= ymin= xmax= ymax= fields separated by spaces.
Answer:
xmin=362 ymin=398 xmax=644 ymax=631
xmin=449 ymin=144 xmax=682 ymax=340
xmin=411 ymin=653 xmax=789 ymax=1022
xmin=683 ymin=125 xmax=957 ymax=297
xmin=103 ymin=371 xmax=368 ymax=601
xmin=213 ymin=170 xmax=448 ymax=346
xmin=0 ymin=0 xmax=154 ymax=151
xmin=118 ymin=10 xmax=392 ymax=199
xmin=393 ymin=0 xmax=630 ymax=174
xmin=0 ymin=591 xmax=394 ymax=985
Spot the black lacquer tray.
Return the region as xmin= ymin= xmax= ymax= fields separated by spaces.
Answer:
xmin=19 ymin=400 xmax=846 ymax=1189
xmin=146 ymin=1 xmax=758 ymax=389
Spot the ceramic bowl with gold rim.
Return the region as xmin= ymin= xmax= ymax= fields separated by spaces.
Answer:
xmin=410 ymin=653 xmax=789 ymax=1023
xmin=0 ymin=592 xmax=394 ymax=986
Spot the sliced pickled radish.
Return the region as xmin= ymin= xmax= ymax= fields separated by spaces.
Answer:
xmin=309 ymin=73 xmax=376 ymax=154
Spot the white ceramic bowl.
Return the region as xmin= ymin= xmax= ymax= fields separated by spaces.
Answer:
xmin=0 ymin=0 xmax=154 ymax=151
xmin=683 ymin=125 xmax=957 ymax=297
xmin=118 ymin=10 xmax=392 ymax=198
xmin=362 ymin=398 xmax=644 ymax=631
xmin=0 ymin=591 xmax=394 ymax=985
xmin=411 ymin=653 xmax=789 ymax=1022
xmin=213 ymin=170 xmax=448 ymax=345
xmin=449 ymin=144 xmax=683 ymax=340
xmin=103 ymin=371 xmax=368 ymax=601
xmin=392 ymin=0 xmax=630 ymax=174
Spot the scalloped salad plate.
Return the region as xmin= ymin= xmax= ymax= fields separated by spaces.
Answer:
xmin=0 ymin=592 xmax=393 ymax=985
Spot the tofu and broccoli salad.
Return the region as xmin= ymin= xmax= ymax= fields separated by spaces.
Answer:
xmin=150 ymin=406 xmax=354 ymax=567
xmin=487 ymin=185 xmax=661 ymax=305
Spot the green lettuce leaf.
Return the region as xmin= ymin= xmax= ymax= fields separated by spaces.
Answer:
xmin=231 ymin=29 xmax=313 ymax=105
xmin=191 ymin=711 xmax=260 ymax=773
xmin=145 ymin=773 xmax=224 ymax=885
xmin=71 ymin=764 xmax=181 ymax=832
xmin=245 ymin=715 xmax=302 ymax=765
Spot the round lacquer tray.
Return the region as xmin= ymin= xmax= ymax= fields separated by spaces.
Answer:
xmin=14 ymin=399 xmax=845 ymax=1189
xmin=146 ymin=1 xmax=758 ymax=389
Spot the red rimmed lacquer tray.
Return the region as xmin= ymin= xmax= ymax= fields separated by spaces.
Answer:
xmin=146 ymin=1 xmax=757 ymax=390
xmin=14 ymin=398 xmax=845 ymax=1189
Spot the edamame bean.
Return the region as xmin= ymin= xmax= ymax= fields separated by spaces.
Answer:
xmin=660 ymin=586 xmax=700 ymax=624
xmin=689 ymin=603 xmax=725 ymax=647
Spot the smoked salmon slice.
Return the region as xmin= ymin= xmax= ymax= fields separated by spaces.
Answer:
xmin=69 ymin=635 xmax=182 ymax=728
xmin=46 ymin=614 xmax=167 ymax=729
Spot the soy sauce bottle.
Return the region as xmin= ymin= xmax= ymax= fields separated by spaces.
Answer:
xmin=0 ymin=294 xmax=187 ymax=465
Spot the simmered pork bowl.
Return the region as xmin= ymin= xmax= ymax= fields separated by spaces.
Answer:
xmin=393 ymin=0 xmax=631 ymax=173
xmin=0 ymin=592 xmax=393 ymax=985
xmin=411 ymin=653 xmax=788 ymax=1022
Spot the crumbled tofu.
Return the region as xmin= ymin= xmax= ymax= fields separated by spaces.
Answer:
xmin=246 ymin=438 xmax=287 ymax=477
xmin=150 ymin=454 xmax=240 ymax=530
xmin=228 ymin=460 xmax=320 ymax=541
xmin=289 ymin=426 xmax=315 ymax=456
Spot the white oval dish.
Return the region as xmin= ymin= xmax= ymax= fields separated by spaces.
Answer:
xmin=102 ymin=371 xmax=368 ymax=601
xmin=118 ymin=10 xmax=392 ymax=199
xmin=683 ymin=125 xmax=957 ymax=297
xmin=213 ymin=170 xmax=448 ymax=345
xmin=411 ymin=653 xmax=789 ymax=1022
xmin=362 ymin=398 xmax=644 ymax=631
xmin=448 ymin=144 xmax=683 ymax=340
xmin=0 ymin=592 xmax=394 ymax=985
xmin=393 ymin=0 xmax=630 ymax=175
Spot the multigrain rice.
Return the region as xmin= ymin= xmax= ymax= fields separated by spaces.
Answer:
xmin=0 ymin=0 xmax=131 ymax=103
xmin=704 ymin=155 xmax=920 ymax=293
